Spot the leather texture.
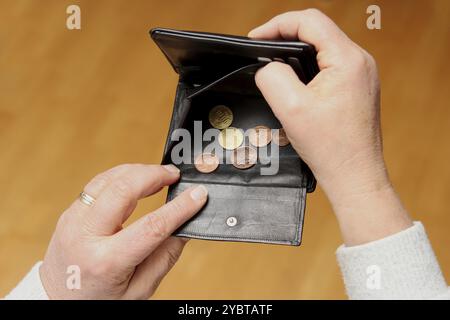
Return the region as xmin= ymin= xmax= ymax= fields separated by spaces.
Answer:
xmin=151 ymin=28 xmax=319 ymax=246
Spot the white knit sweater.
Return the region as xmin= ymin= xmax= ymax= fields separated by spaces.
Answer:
xmin=4 ymin=222 xmax=450 ymax=299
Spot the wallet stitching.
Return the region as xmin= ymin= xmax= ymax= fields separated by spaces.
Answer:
xmin=176 ymin=179 xmax=305 ymax=190
xmin=172 ymin=189 xmax=299 ymax=202
xmin=293 ymin=175 xmax=306 ymax=244
xmin=175 ymin=232 xmax=297 ymax=245
xmin=293 ymin=187 xmax=304 ymax=244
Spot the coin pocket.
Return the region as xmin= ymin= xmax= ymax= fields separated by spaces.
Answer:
xmin=164 ymin=87 xmax=312 ymax=189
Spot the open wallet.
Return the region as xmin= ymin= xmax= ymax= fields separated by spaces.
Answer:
xmin=150 ymin=28 xmax=319 ymax=246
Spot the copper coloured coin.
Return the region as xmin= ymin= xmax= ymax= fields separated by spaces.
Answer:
xmin=231 ymin=146 xmax=257 ymax=170
xmin=249 ymin=125 xmax=272 ymax=147
xmin=272 ymin=128 xmax=290 ymax=146
xmin=194 ymin=153 xmax=219 ymax=173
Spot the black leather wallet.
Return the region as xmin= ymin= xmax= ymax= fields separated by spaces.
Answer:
xmin=150 ymin=28 xmax=319 ymax=246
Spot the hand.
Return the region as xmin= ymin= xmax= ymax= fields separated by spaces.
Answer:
xmin=39 ymin=164 xmax=208 ymax=299
xmin=250 ymin=9 xmax=412 ymax=245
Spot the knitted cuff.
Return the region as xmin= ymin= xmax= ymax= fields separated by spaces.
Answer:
xmin=4 ymin=262 xmax=49 ymax=300
xmin=336 ymin=222 xmax=448 ymax=299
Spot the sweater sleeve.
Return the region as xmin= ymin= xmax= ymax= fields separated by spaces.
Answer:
xmin=4 ymin=261 xmax=49 ymax=300
xmin=336 ymin=221 xmax=449 ymax=299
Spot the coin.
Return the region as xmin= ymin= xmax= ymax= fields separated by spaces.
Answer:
xmin=209 ymin=105 xmax=233 ymax=129
xmin=218 ymin=127 xmax=244 ymax=150
xmin=194 ymin=153 xmax=219 ymax=173
xmin=231 ymin=146 xmax=258 ymax=170
xmin=272 ymin=128 xmax=290 ymax=146
xmin=248 ymin=125 xmax=272 ymax=147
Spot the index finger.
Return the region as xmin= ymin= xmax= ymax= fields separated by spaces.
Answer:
xmin=248 ymin=9 xmax=353 ymax=68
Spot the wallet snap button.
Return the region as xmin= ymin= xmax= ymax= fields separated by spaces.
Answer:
xmin=226 ymin=216 xmax=238 ymax=227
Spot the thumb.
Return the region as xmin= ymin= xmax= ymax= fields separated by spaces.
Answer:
xmin=255 ymin=61 xmax=311 ymax=125
xmin=110 ymin=184 xmax=207 ymax=266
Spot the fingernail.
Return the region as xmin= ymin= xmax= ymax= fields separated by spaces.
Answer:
xmin=190 ymin=185 xmax=208 ymax=201
xmin=163 ymin=164 xmax=180 ymax=174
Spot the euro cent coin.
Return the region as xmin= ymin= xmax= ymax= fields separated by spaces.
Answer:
xmin=218 ymin=127 xmax=244 ymax=150
xmin=231 ymin=146 xmax=258 ymax=170
xmin=249 ymin=125 xmax=272 ymax=147
xmin=209 ymin=105 xmax=233 ymax=129
xmin=194 ymin=153 xmax=219 ymax=173
xmin=272 ymin=128 xmax=290 ymax=146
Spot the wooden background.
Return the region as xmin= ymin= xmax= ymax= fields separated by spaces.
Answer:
xmin=0 ymin=0 xmax=449 ymax=299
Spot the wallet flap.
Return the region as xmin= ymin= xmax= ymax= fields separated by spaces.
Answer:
xmin=150 ymin=28 xmax=318 ymax=82
xmin=169 ymin=182 xmax=307 ymax=246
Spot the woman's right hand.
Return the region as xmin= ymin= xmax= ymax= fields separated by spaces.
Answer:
xmin=249 ymin=9 xmax=413 ymax=245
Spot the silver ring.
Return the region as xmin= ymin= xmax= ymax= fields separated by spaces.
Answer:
xmin=79 ymin=191 xmax=96 ymax=206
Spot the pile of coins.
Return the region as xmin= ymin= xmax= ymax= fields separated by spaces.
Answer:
xmin=194 ymin=105 xmax=290 ymax=173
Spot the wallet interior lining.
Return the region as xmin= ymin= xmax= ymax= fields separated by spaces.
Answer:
xmin=186 ymin=61 xmax=267 ymax=99
xmin=163 ymin=64 xmax=309 ymax=189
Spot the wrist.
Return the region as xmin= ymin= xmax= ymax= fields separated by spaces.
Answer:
xmin=39 ymin=261 xmax=64 ymax=300
xmin=317 ymin=159 xmax=413 ymax=246
xmin=319 ymin=157 xmax=391 ymax=210
xmin=332 ymin=184 xmax=413 ymax=246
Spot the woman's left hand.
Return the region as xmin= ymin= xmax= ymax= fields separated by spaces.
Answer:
xmin=40 ymin=164 xmax=207 ymax=299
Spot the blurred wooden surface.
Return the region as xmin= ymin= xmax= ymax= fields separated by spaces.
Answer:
xmin=0 ymin=0 xmax=449 ymax=299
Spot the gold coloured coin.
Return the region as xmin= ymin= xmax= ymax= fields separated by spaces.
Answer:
xmin=209 ymin=105 xmax=233 ymax=129
xmin=218 ymin=127 xmax=244 ymax=150
xmin=231 ymin=146 xmax=258 ymax=170
xmin=249 ymin=125 xmax=272 ymax=147
xmin=272 ymin=128 xmax=290 ymax=146
xmin=194 ymin=153 xmax=219 ymax=173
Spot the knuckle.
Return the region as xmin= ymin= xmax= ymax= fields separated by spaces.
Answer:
xmin=165 ymin=248 xmax=182 ymax=269
xmin=115 ymin=163 xmax=134 ymax=172
xmin=85 ymin=172 xmax=111 ymax=193
xmin=351 ymin=49 xmax=366 ymax=66
xmin=147 ymin=279 xmax=163 ymax=298
xmin=166 ymin=198 xmax=185 ymax=215
xmin=346 ymin=48 xmax=374 ymax=73
xmin=365 ymin=51 xmax=378 ymax=70
xmin=145 ymin=213 xmax=169 ymax=239
xmin=303 ymin=8 xmax=325 ymax=18
xmin=110 ymin=176 xmax=134 ymax=200
xmin=284 ymin=94 xmax=303 ymax=112
xmin=54 ymin=212 xmax=78 ymax=247
xmin=56 ymin=210 xmax=71 ymax=229
xmin=150 ymin=166 xmax=165 ymax=185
